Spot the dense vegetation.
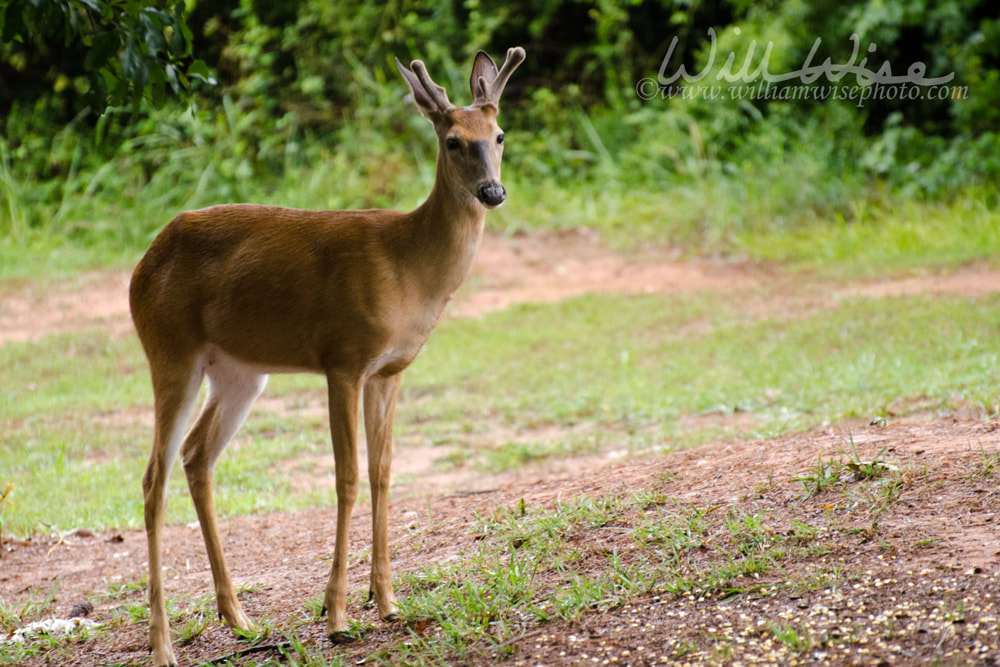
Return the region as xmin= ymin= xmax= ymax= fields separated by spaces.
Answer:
xmin=1 ymin=0 xmax=998 ymax=273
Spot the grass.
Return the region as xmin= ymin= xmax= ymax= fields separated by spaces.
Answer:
xmin=344 ymin=442 xmax=920 ymax=665
xmin=1 ymin=286 xmax=999 ymax=536
xmin=2 ymin=72 xmax=999 ymax=663
xmin=364 ymin=485 xmax=848 ymax=664
xmin=401 ymin=291 xmax=1000 ymax=441
xmin=1 ymin=455 xmax=889 ymax=664
xmin=792 ymin=435 xmax=909 ymax=520
xmin=0 ymin=401 xmax=974 ymax=666
xmin=735 ymin=191 xmax=1000 ymax=275
xmin=0 ymin=584 xmax=85 ymax=664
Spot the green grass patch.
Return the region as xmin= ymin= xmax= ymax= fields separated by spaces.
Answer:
xmin=0 ymin=331 xmax=334 ymax=535
xmin=736 ymin=192 xmax=1000 ymax=274
xmin=403 ymin=290 xmax=1000 ymax=435
xmin=2 ymin=289 xmax=998 ymax=536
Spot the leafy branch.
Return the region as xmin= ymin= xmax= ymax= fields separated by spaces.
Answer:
xmin=0 ymin=0 xmax=215 ymax=114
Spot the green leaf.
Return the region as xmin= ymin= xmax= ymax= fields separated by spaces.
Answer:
xmin=145 ymin=8 xmax=173 ymax=24
xmin=102 ymin=68 xmax=127 ymax=106
xmin=164 ymin=63 xmax=182 ymax=94
xmin=148 ymin=65 xmax=166 ymax=108
xmin=120 ymin=39 xmax=149 ymax=91
xmin=2 ymin=2 xmax=25 ymax=43
xmin=187 ymin=59 xmax=217 ymax=85
xmin=140 ymin=12 xmax=166 ymax=57
xmin=82 ymin=69 xmax=108 ymax=111
xmin=83 ymin=32 xmax=119 ymax=72
xmin=168 ymin=15 xmax=188 ymax=55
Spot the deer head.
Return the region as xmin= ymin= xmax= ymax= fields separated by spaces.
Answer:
xmin=396 ymin=47 xmax=525 ymax=209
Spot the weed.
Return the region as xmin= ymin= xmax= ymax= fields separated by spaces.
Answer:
xmin=631 ymin=500 xmax=711 ymax=556
xmin=481 ymin=440 xmax=559 ymax=473
xmin=231 ymin=616 xmax=278 ymax=643
xmin=964 ymin=446 xmax=1000 ymax=481
xmin=303 ymin=595 xmax=325 ymax=623
xmin=174 ymin=613 xmax=210 ymax=646
xmin=632 ymin=488 xmax=670 ymax=510
xmin=844 ymin=475 xmax=907 ymax=519
xmin=710 ymin=641 xmax=734 ymax=661
xmin=787 ymin=564 xmax=845 ymax=593
xmin=166 ymin=591 xmax=215 ymax=623
xmin=110 ymin=600 xmax=150 ymax=625
xmin=0 ymin=585 xmax=59 ymax=628
xmin=941 ymin=598 xmax=966 ymax=624
xmin=749 ymin=469 xmax=778 ymax=498
xmin=794 ymin=454 xmax=847 ymax=499
xmin=844 ymin=437 xmax=894 ymax=481
xmin=913 ymin=538 xmax=942 ymax=550
xmin=787 ymin=519 xmax=820 ymax=544
xmin=671 ymin=639 xmax=699 ymax=659
xmin=100 ymin=575 xmax=147 ymax=601
xmin=770 ymin=621 xmax=813 ymax=653
xmin=724 ymin=508 xmax=771 ymax=556
xmin=277 ymin=629 xmax=345 ymax=666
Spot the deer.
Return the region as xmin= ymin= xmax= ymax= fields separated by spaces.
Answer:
xmin=129 ymin=47 xmax=525 ymax=667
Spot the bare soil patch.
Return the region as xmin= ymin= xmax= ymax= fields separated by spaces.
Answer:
xmin=2 ymin=417 xmax=999 ymax=665
xmin=0 ymin=272 xmax=133 ymax=344
xmin=450 ymin=229 xmax=763 ymax=318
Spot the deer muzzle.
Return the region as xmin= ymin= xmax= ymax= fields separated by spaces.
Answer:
xmin=477 ymin=182 xmax=506 ymax=208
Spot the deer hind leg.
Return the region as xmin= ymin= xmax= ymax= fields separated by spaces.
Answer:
xmin=322 ymin=373 xmax=362 ymax=641
xmin=181 ymin=350 xmax=267 ymax=631
xmin=363 ymin=373 xmax=402 ymax=622
xmin=144 ymin=358 xmax=204 ymax=667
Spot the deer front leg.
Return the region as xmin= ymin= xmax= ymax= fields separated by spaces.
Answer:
xmin=323 ymin=374 xmax=362 ymax=642
xmin=364 ymin=373 xmax=402 ymax=622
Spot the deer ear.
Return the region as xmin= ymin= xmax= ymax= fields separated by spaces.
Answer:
xmin=470 ymin=50 xmax=499 ymax=100
xmin=396 ymin=58 xmax=441 ymax=120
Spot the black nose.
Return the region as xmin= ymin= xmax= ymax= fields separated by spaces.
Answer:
xmin=477 ymin=182 xmax=506 ymax=207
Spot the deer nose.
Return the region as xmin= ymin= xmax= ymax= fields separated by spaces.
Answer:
xmin=477 ymin=182 xmax=506 ymax=207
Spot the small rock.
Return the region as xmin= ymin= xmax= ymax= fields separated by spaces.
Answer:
xmin=69 ymin=601 xmax=94 ymax=618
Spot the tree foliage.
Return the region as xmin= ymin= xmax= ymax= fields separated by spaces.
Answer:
xmin=0 ymin=0 xmax=211 ymax=118
xmin=0 ymin=0 xmax=997 ymax=210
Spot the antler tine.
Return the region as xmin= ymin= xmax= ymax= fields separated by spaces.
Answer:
xmin=476 ymin=46 xmax=526 ymax=108
xmin=411 ymin=59 xmax=454 ymax=113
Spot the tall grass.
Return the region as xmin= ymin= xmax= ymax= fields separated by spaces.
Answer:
xmin=1 ymin=85 xmax=998 ymax=281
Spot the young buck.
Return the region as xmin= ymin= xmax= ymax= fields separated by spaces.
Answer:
xmin=130 ymin=47 xmax=525 ymax=667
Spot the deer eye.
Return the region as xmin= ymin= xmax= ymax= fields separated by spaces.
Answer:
xmin=496 ymin=133 xmax=504 ymax=145
xmin=445 ymin=137 xmax=460 ymax=150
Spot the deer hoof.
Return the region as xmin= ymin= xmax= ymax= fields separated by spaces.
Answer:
xmin=151 ymin=646 xmax=178 ymax=667
xmin=328 ymin=630 xmax=360 ymax=645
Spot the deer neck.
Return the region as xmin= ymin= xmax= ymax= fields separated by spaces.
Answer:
xmin=402 ymin=158 xmax=487 ymax=303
